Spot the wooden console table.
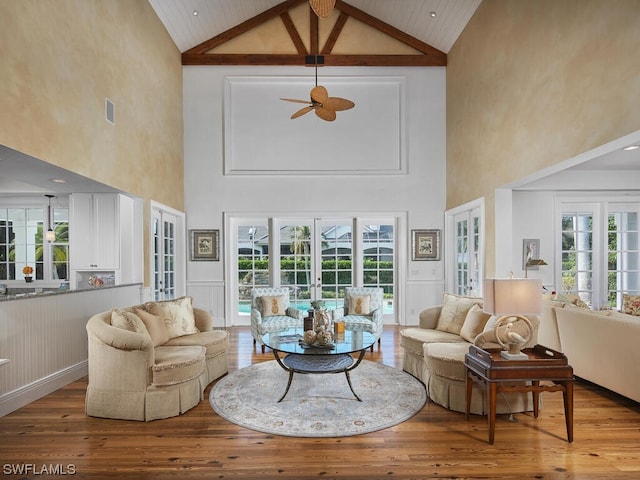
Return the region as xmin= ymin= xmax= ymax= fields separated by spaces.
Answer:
xmin=465 ymin=344 xmax=574 ymax=444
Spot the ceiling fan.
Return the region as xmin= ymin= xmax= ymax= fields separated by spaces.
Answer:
xmin=309 ymin=0 xmax=336 ymax=18
xmin=281 ymin=55 xmax=355 ymax=122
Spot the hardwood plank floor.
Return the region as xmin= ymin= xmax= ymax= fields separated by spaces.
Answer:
xmin=1 ymin=326 xmax=639 ymax=479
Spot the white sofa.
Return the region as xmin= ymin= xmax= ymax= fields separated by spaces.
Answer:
xmin=401 ymin=293 xmax=539 ymax=415
xmin=538 ymin=299 xmax=640 ymax=403
xmin=86 ymin=296 xmax=229 ymax=421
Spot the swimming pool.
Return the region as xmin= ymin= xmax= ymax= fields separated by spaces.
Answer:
xmin=238 ymin=300 xmax=394 ymax=315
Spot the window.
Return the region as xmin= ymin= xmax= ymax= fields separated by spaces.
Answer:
xmin=607 ymin=206 xmax=640 ymax=308
xmin=558 ymin=200 xmax=640 ymax=309
xmin=0 ymin=206 xmax=69 ymax=281
xmin=560 ymin=210 xmax=594 ymax=306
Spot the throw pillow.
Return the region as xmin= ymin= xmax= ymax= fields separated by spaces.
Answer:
xmin=259 ymin=295 xmax=286 ymax=317
xmin=622 ymin=294 xmax=640 ymax=316
xmin=436 ymin=292 xmax=482 ymax=335
xmin=134 ymin=308 xmax=170 ymax=346
xmin=347 ymin=295 xmax=371 ymax=315
xmin=459 ymin=304 xmax=492 ymax=343
xmin=144 ymin=296 xmax=199 ymax=339
xmin=110 ymin=308 xmax=148 ymax=335
xmin=556 ymin=293 xmax=589 ymax=308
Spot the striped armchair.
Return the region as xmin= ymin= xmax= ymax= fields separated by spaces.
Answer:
xmin=333 ymin=287 xmax=384 ymax=351
xmin=250 ymin=287 xmax=303 ymax=352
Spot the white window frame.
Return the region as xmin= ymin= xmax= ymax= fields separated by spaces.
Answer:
xmin=555 ymin=195 xmax=640 ymax=309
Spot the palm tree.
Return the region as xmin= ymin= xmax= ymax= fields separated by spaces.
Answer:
xmin=290 ymin=225 xmax=312 ymax=291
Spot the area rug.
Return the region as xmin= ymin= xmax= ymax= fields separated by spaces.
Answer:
xmin=209 ymin=360 xmax=426 ymax=437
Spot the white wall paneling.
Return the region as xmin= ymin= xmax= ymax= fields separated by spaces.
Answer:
xmin=186 ymin=281 xmax=225 ymax=328
xmin=404 ymin=280 xmax=445 ymax=326
xmin=0 ymin=284 xmax=142 ymax=417
xmin=224 ymin=76 xmax=406 ymax=175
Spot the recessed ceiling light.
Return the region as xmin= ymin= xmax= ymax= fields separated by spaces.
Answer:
xmin=192 ymin=10 xmax=199 ymax=16
xmin=623 ymin=145 xmax=639 ymax=151
xmin=51 ymin=178 xmax=67 ymax=184
xmin=429 ymin=11 xmax=437 ymax=18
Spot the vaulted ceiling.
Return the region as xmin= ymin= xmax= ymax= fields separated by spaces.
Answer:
xmin=149 ymin=0 xmax=482 ymax=66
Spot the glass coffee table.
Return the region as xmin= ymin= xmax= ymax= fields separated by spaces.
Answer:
xmin=262 ymin=327 xmax=376 ymax=402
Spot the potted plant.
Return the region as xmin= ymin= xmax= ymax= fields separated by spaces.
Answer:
xmin=23 ymin=265 xmax=33 ymax=282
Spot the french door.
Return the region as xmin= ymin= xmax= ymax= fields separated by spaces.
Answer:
xmin=151 ymin=209 xmax=177 ymax=300
xmin=448 ymin=205 xmax=482 ymax=296
xmin=231 ymin=215 xmax=396 ymax=323
xmin=276 ymin=218 xmax=353 ymax=311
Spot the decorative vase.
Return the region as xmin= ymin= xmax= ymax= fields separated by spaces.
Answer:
xmin=313 ymin=309 xmax=331 ymax=332
xmin=24 ymin=276 xmax=33 ymax=283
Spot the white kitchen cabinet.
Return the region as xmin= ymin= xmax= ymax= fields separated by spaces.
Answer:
xmin=69 ymin=193 xmax=120 ymax=270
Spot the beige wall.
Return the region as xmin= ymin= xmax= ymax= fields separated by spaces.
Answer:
xmin=446 ymin=0 xmax=640 ymax=274
xmin=0 ymin=0 xmax=184 ymax=211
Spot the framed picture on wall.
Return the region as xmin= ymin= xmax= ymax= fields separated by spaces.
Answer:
xmin=523 ymin=238 xmax=540 ymax=269
xmin=190 ymin=229 xmax=220 ymax=261
xmin=412 ymin=229 xmax=441 ymax=261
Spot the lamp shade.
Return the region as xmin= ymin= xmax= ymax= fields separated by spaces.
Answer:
xmin=483 ymin=278 xmax=542 ymax=315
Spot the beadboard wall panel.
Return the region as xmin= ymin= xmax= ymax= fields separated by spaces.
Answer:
xmin=0 ymin=285 xmax=142 ymax=417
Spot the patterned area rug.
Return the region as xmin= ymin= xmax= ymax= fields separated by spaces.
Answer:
xmin=209 ymin=360 xmax=426 ymax=437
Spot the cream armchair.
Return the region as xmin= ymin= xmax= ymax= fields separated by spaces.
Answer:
xmin=332 ymin=287 xmax=384 ymax=350
xmin=250 ymin=287 xmax=303 ymax=352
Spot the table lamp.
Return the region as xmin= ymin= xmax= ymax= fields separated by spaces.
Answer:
xmin=483 ymin=278 xmax=542 ymax=360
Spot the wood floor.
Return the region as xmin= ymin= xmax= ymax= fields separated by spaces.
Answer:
xmin=1 ymin=326 xmax=639 ymax=479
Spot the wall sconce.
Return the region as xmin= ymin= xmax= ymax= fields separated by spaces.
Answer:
xmin=45 ymin=194 xmax=56 ymax=243
xmin=525 ymin=258 xmax=547 ymax=278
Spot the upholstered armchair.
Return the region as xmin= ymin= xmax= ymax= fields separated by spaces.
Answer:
xmin=250 ymin=287 xmax=304 ymax=352
xmin=332 ymin=287 xmax=384 ymax=350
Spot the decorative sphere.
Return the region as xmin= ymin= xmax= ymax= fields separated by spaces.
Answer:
xmin=303 ymin=330 xmax=317 ymax=345
xmin=316 ymin=330 xmax=333 ymax=346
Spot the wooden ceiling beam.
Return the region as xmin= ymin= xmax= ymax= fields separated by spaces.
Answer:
xmin=181 ymin=0 xmax=447 ymax=67
xmin=322 ymin=12 xmax=349 ymax=54
xmin=280 ymin=12 xmax=307 ymax=54
xmin=182 ymin=53 xmax=445 ymax=67
xmin=334 ymin=0 xmax=446 ymax=63
xmin=183 ymin=0 xmax=307 ymax=55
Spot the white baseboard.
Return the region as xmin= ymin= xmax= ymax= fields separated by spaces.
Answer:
xmin=0 ymin=360 xmax=88 ymax=418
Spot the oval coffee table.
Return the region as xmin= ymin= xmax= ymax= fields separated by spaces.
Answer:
xmin=262 ymin=327 xmax=376 ymax=402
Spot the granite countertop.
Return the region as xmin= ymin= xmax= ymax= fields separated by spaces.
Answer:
xmin=0 ymin=283 xmax=142 ymax=302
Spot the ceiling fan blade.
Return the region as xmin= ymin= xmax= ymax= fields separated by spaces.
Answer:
xmin=315 ymin=107 xmax=337 ymax=122
xmin=310 ymin=85 xmax=329 ymax=104
xmin=281 ymin=98 xmax=311 ymax=104
xmin=309 ymin=0 xmax=336 ymax=18
xmin=324 ymin=97 xmax=355 ymax=112
xmin=291 ymin=106 xmax=314 ymax=119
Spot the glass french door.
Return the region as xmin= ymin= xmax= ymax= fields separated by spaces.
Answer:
xmin=277 ymin=218 xmax=353 ymax=311
xmin=151 ymin=209 xmax=177 ymax=300
xmin=452 ymin=208 xmax=482 ymax=296
xmin=232 ymin=215 xmax=396 ymax=322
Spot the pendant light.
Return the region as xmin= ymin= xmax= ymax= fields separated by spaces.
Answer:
xmin=45 ymin=194 xmax=56 ymax=243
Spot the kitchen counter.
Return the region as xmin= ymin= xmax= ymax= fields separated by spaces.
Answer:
xmin=0 ymin=283 xmax=142 ymax=302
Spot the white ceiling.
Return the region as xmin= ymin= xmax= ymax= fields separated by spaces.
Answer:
xmin=148 ymin=0 xmax=483 ymax=54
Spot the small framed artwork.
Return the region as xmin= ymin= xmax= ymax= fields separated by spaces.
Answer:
xmin=523 ymin=238 xmax=540 ymax=269
xmin=412 ymin=229 xmax=441 ymax=261
xmin=190 ymin=229 xmax=220 ymax=261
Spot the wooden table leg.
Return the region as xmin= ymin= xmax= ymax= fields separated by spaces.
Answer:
xmin=532 ymin=380 xmax=540 ymax=418
xmin=488 ymin=382 xmax=497 ymax=444
xmin=563 ymin=380 xmax=574 ymax=443
xmin=465 ymin=372 xmax=472 ymax=420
